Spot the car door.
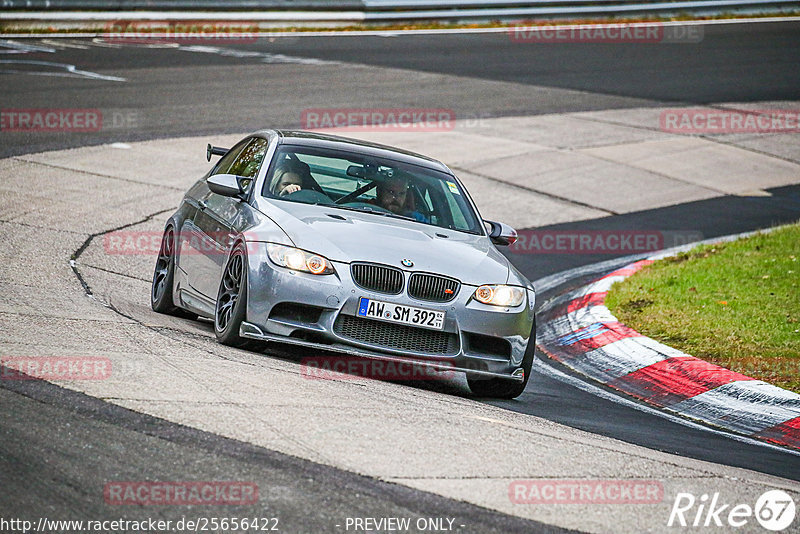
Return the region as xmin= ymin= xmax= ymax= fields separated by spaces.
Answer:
xmin=180 ymin=138 xmax=249 ymax=297
xmin=187 ymin=137 xmax=269 ymax=298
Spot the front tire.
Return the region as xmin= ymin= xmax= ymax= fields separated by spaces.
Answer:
xmin=214 ymin=242 xmax=252 ymax=348
xmin=468 ymin=318 xmax=536 ymax=399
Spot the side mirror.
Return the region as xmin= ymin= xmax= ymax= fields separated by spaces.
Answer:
xmin=207 ymin=173 xmax=244 ymax=198
xmin=485 ymin=220 xmax=518 ymax=246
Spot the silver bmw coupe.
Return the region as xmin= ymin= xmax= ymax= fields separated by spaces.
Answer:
xmin=151 ymin=130 xmax=536 ymax=398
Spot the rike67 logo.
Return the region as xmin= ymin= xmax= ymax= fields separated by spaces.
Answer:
xmin=668 ymin=490 xmax=795 ymax=531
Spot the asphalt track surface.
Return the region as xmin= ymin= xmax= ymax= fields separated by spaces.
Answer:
xmin=0 ymin=379 xmax=564 ymax=533
xmin=2 ymin=19 xmax=800 ymax=531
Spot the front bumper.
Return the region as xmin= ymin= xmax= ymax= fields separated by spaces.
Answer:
xmin=244 ymin=247 xmax=536 ymax=380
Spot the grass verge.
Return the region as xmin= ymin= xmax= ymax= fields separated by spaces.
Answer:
xmin=605 ymin=223 xmax=800 ymax=394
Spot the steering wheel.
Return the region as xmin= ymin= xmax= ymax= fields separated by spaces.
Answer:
xmin=282 ymin=189 xmax=334 ymax=205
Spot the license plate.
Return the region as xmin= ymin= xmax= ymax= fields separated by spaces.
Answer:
xmin=357 ymin=297 xmax=445 ymax=331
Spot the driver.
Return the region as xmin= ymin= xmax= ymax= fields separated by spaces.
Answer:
xmin=270 ymin=161 xmax=313 ymax=197
xmin=375 ymin=175 xmax=429 ymax=223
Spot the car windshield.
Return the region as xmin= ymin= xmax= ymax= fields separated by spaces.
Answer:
xmin=261 ymin=144 xmax=484 ymax=234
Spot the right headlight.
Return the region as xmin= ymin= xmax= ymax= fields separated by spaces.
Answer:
xmin=266 ymin=244 xmax=335 ymax=275
xmin=473 ymin=285 xmax=526 ymax=307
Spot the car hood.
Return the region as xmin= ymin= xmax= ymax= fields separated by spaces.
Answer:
xmin=254 ymin=201 xmax=511 ymax=286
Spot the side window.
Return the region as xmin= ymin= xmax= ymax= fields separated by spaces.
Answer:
xmin=213 ymin=139 xmax=250 ymax=176
xmin=211 ymin=137 xmax=268 ymax=197
xmin=229 ymin=138 xmax=269 ymax=179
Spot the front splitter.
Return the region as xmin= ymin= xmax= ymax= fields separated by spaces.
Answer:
xmin=239 ymin=321 xmax=524 ymax=382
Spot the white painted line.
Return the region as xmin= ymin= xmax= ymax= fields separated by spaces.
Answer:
xmin=88 ymin=38 xmax=123 ymax=49
xmin=39 ymin=39 xmax=90 ymax=50
xmin=0 ymin=38 xmax=55 ymax=53
xmin=0 ymin=59 xmax=126 ymax=81
xmin=176 ymin=44 xmax=336 ymax=65
xmin=533 ymin=357 xmax=800 ymax=457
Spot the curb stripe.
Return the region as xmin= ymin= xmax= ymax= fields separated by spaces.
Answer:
xmin=566 ymin=292 xmax=607 ymax=314
xmin=756 ymin=417 xmax=800 ymax=449
xmin=557 ymin=320 xmax=642 ymax=351
xmin=538 ymin=255 xmax=800 ymax=450
xmin=603 ymin=259 xmax=654 ymax=279
xmin=582 ymin=275 xmax=627 ymax=295
xmin=570 ymin=337 xmax=669 ymax=383
xmin=609 ymin=356 xmax=755 ymax=407
xmin=566 ymin=304 xmax=617 ymax=329
xmin=668 ymin=381 xmax=800 ymax=435
xmin=576 ymin=321 xmax=642 ymax=350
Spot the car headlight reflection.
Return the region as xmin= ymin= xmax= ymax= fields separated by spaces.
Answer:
xmin=267 ymin=244 xmax=335 ymax=275
xmin=473 ymin=285 xmax=525 ymax=307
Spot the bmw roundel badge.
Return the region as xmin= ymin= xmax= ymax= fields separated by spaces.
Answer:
xmin=401 ymin=259 xmax=414 ymax=267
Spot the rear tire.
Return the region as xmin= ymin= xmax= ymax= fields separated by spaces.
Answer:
xmin=151 ymin=226 xmax=197 ymax=320
xmin=468 ymin=318 xmax=536 ymax=399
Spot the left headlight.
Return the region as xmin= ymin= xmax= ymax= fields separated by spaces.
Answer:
xmin=473 ymin=285 xmax=526 ymax=307
xmin=266 ymin=244 xmax=335 ymax=275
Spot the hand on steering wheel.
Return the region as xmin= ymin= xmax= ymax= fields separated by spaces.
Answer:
xmin=280 ymin=184 xmax=301 ymax=196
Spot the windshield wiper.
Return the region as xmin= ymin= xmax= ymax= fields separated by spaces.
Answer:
xmin=333 ymin=205 xmax=416 ymax=222
xmin=373 ymin=211 xmax=416 ymax=222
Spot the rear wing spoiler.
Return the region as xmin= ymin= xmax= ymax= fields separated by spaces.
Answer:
xmin=206 ymin=143 xmax=229 ymax=162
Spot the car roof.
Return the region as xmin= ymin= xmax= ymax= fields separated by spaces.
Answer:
xmin=254 ymin=129 xmax=452 ymax=174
